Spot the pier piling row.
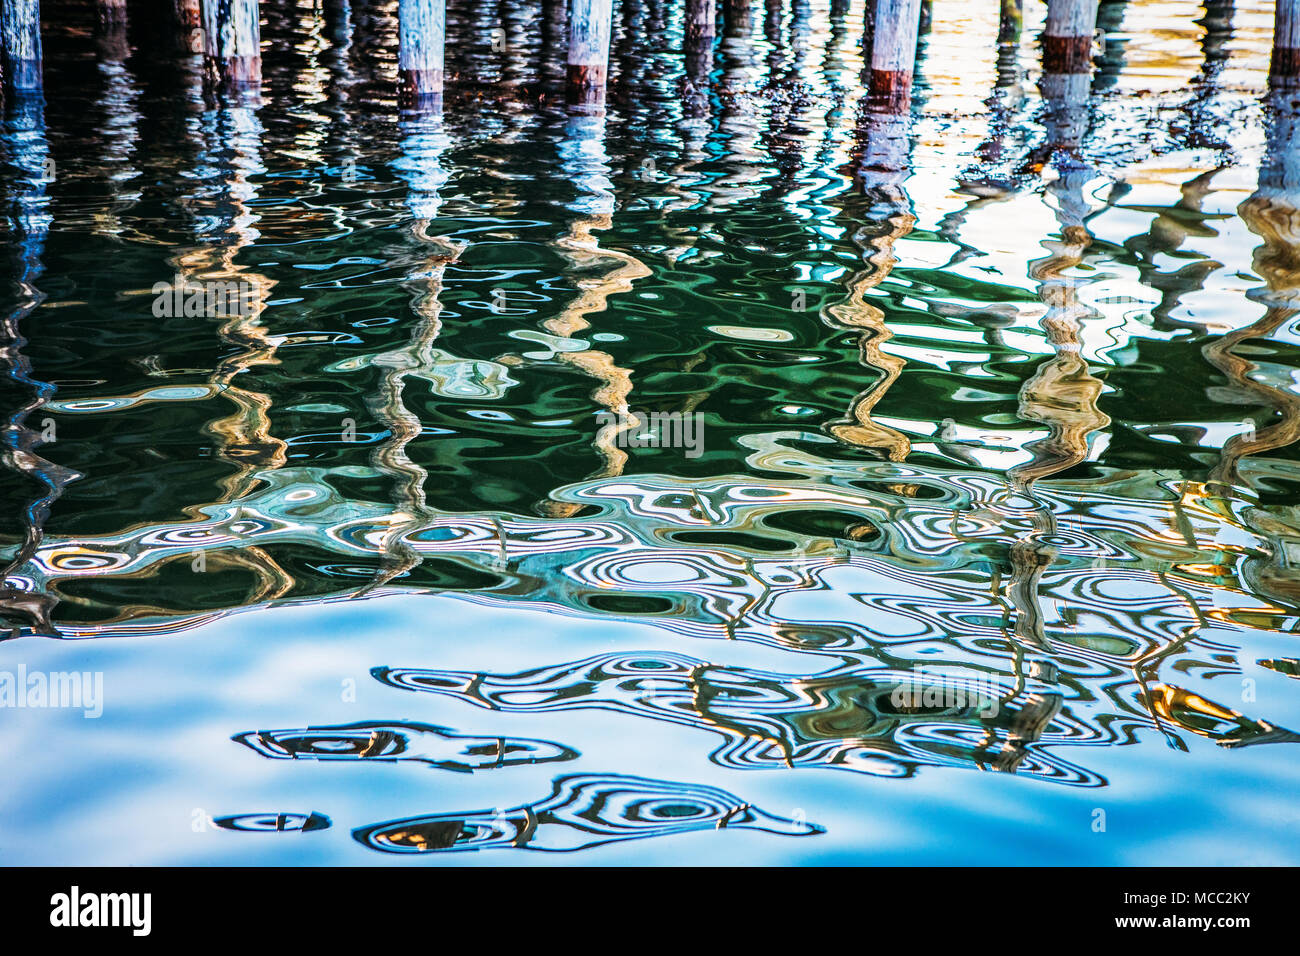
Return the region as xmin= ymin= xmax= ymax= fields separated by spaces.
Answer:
xmin=0 ymin=1 xmax=1295 ymax=120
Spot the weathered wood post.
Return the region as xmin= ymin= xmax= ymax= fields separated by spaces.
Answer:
xmin=998 ymin=0 xmax=1022 ymax=45
xmin=861 ymin=0 xmax=877 ymax=77
xmin=723 ymin=0 xmax=750 ymax=38
xmin=685 ymin=0 xmax=715 ymax=53
xmin=684 ymin=0 xmax=714 ymax=101
xmin=1043 ymin=0 xmax=1097 ymax=78
xmin=398 ymin=0 xmax=445 ymax=111
xmin=1 ymin=0 xmax=43 ymax=91
xmin=567 ymin=0 xmax=613 ymax=108
xmin=201 ymin=0 xmax=262 ymax=93
xmin=1272 ymin=0 xmax=1300 ymax=88
xmin=98 ymin=0 xmax=127 ymax=28
xmin=867 ymin=0 xmax=923 ymax=111
xmin=175 ymin=0 xmax=203 ymax=53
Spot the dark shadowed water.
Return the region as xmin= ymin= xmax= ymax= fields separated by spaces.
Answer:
xmin=1 ymin=0 xmax=1298 ymax=864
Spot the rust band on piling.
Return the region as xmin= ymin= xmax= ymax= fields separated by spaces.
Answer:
xmin=1042 ymin=34 xmax=1092 ymax=74
xmin=399 ymin=70 xmax=445 ymax=111
xmin=566 ymin=63 xmax=608 ymax=99
xmin=868 ymin=68 xmax=913 ymax=113
xmin=685 ymin=21 xmax=715 ymax=49
xmin=205 ymin=55 xmax=263 ymax=91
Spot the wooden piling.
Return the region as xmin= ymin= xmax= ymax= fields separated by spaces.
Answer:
xmin=867 ymin=0 xmax=923 ymax=112
xmin=1 ymin=0 xmax=43 ymax=90
xmin=685 ymin=0 xmax=715 ymax=52
xmin=1040 ymin=0 xmax=1097 ymax=147
xmin=175 ymin=0 xmax=203 ymax=53
xmin=201 ymin=0 xmax=262 ymax=92
xmin=98 ymin=0 xmax=127 ymax=28
xmin=998 ymin=0 xmax=1022 ymax=45
xmin=1043 ymin=0 xmax=1098 ymax=76
xmin=862 ymin=0 xmax=877 ymax=61
xmin=567 ymin=0 xmax=613 ymax=107
xmin=723 ymin=0 xmax=751 ymax=39
xmin=1272 ymin=0 xmax=1300 ymax=88
xmin=398 ymin=0 xmax=446 ymax=108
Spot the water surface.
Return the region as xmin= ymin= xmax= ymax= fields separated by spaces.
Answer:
xmin=1 ymin=0 xmax=1298 ymax=864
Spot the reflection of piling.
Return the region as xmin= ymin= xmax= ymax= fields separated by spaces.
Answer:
xmin=0 ymin=95 xmax=77 ymax=635
xmin=398 ymin=0 xmax=446 ymax=111
xmin=2 ymin=0 xmax=43 ymax=91
xmin=683 ymin=0 xmax=714 ymax=110
xmin=568 ymin=0 xmax=613 ymax=108
xmin=533 ymin=113 xmax=650 ymax=516
xmin=1272 ymin=0 xmax=1300 ymax=88
xmin=1007 ymin=0 xmax=1108 ymax=488
xmin=866 ymin=0 xmax=922 ymax=112
xmin=724 ymin=0 xmax=751 ymax=39
xmin=827 ymin=101 xmax=918 ymax=462
xmin=823 ymin=211 xmax=914 ymax=463
xmin=202 ymin=0 xmax=263 ymax=94
xmin=187 ymin=105 xmax=285 ymax=502
xmin=999 ymin=0 xmax=1023 ymax=45
xmin=1209 ymin=90 xmax=1300 ymax=492
xmin=363 ymin=115 xmax=461 ymax=591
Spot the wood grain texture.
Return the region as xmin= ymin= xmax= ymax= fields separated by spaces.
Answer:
xmin=866 ymin=0 xmax=921 ymax=113
xmin=568 ymin=0 xmax=612 ymax=67
xmin=399 ymin=0 xmax=446 ymax=94
xmin=175 ymin=0 xmax=203 ymax=53
xmin=685 ymin=0 xmax=715 ymax=50
xmin=1044 ymin=0 xmax=1098 ymax=39
xmin=869 ymin=0 xmax=922 ymax=82
xmin=2 ymin=0 xmax=43 ymax=89
xmin=201 ymin=0 xmax=262 ymax=89
xmin=1273 ymin=0 xmax=1300 ymax=85
xmin=723 ymin=0 xmax=750 ymax=38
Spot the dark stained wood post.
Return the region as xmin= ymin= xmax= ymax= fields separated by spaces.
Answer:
xmin=723 ymin=0 xmax=750 ymax=38
xmin=1 ymin=0 xmax=43 ymax=91
xmin=175 ymin=0 xmax=204 ymax=53
xmin=1272 ymin=0 xmax=1300 ymax=88
xmin=567 ymin=0 xmax=613 ymax=107
xmin=860 ymin=0 xmax=877 ymax=79
xmin=201 ymin=0 xmax=262 ymax=93
xmin=867 ymin=0 xmax=923 ymax=112
xmin=684 ymin=0 xmax=714 ymax=87
xmin=398 ymin=0 xmax=445 ymax=110
xmin=98 ymin=0 xmax=127 ymax=28
xmin=999 ymin=0 xmax=1022 ymax=45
